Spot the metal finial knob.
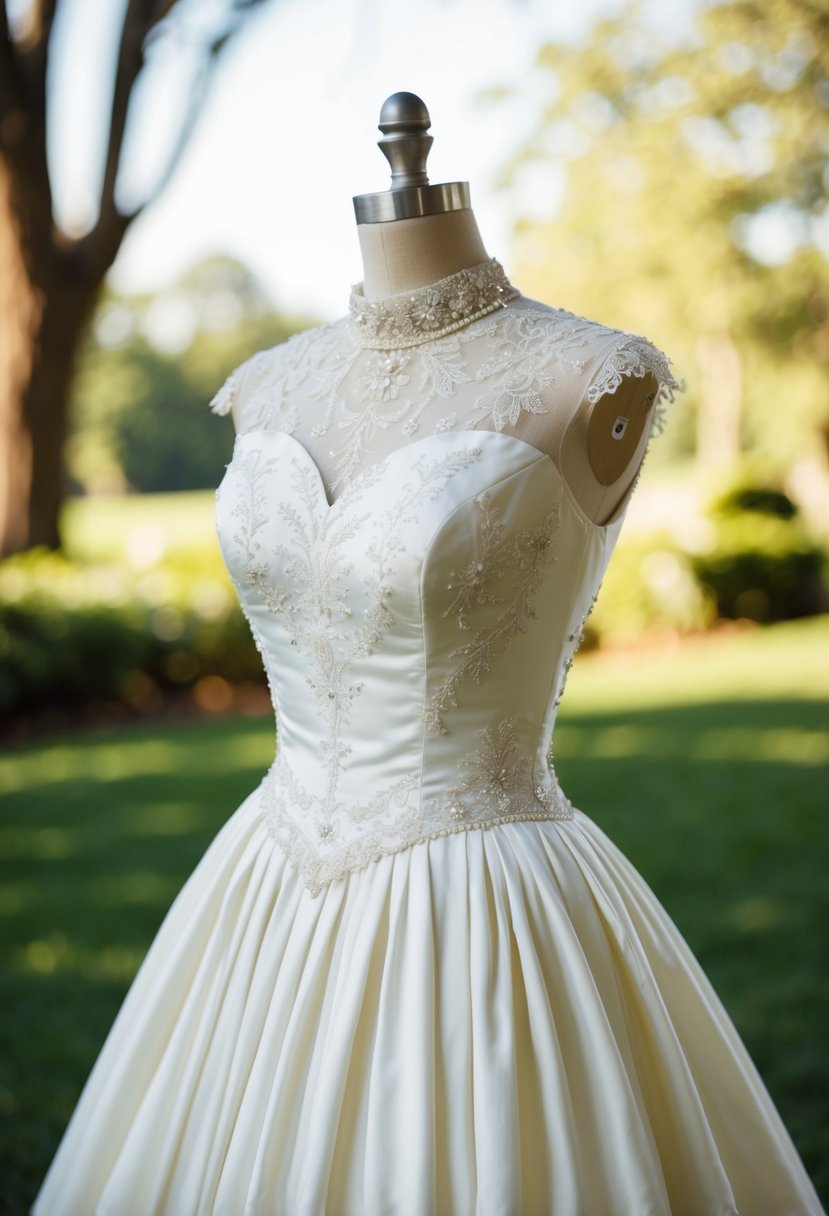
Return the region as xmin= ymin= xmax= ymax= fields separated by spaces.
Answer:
xmin=352 ymin=92 xmax=470 ymax=225
xmin=377 ymin=92 xmax=433 ymax=190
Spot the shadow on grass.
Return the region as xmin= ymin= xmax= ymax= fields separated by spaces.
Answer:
xmin=1 ymin=701 xmax=826 ymax=1212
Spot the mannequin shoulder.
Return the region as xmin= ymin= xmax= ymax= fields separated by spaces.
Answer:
xmin=509 ymin=297 xmax=683 ymax=429
xmin=207 ymin=319 xmax=344 ymax=433
xmin=207 ymin=350 xmax=267 ymax=420
xmin=582 ymin=325 xmax=683 ymax=439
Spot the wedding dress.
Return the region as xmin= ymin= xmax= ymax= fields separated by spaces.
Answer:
xmin=32 ymin=260 xmax=824 ymax=1215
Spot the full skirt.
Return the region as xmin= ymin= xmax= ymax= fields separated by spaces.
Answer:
xmin=32 ymin=783 xmax=824 ymax=1215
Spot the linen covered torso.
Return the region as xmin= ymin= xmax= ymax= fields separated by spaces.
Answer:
xmin=211 ymin=259 xmax=682 ymax=896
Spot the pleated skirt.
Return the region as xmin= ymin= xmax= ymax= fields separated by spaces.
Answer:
xmin=32 ymin=784 xmax=824 ymax=1216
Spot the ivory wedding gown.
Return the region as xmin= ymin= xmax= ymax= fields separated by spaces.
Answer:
xmin=33 ymin=260 xmax=823 ymax=1215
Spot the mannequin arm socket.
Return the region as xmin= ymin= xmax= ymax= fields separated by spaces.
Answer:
xmin=558 ymin=369 xmax=659 ymax=526
xmin=586 ymin=369 xmax=659 ymax=486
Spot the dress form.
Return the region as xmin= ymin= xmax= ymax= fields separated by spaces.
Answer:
xmin=354 ymin=94 xmax=659 ymax=526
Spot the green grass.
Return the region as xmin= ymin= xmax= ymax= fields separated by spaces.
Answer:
xmin=60 ymin=489 xmax=218 ymax=563
xmin=1 ymin=618 xmax=827 ymax=1212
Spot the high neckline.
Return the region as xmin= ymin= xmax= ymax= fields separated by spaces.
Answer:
xmin=348 ymin=257 xmax=520 ymax=350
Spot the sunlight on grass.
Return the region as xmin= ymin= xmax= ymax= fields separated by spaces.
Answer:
xmin=0 ymin=828 xmax=79 ymax=862
xmin=13 ymin=932 xmax=146 ymax=983
xmin=694 ymin=728 xmax=829 ymax=764
xmin=125 ymin=802 xmax=212 ymax=837
xmin=727 ymin=897 xmax=790 ymax=934
xmin=2 ymin=728 xmax=276 ymax=794
xmin=0 ymin=884 xmax=36 ymax=916
xmin=61 ymin=490 xmax=218 ymax=563
xmin=556 ymin=723 xmax=829 ymax=764
xmin=564 ymin=617 xmax=829 ymax=713
xmin=87 ymin=872 xmax=180 ymax=909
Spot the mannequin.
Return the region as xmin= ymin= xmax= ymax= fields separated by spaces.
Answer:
xmin=353 ymin=93 xmax=659 ymax=527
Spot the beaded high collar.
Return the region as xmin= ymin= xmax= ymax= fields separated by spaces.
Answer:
xmin=348 ymin=257 xmax=519 ymax=350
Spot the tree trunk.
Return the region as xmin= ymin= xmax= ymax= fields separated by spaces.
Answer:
xmin=0 ymin=1 xmax=268 ymax=558
xmin=0 ymin=155 xmax=43 ymax=555
xmin=0 ymin=159 xmax=99 ymax=556
xmin=27 ymin=281 xmax=99 ymax=548
xmin=694 ymin=330 xmax=743 ymax=472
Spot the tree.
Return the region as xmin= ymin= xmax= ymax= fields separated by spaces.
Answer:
xmin=67 ymin=254 xmax=315 ymax=495
xmin=0 ymin=0 xmax=269 ymax=558
xmin=492 ymin=0 xmax=829 ymax=494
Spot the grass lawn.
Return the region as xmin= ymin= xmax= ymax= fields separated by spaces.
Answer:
xmin=1 ymin=617 xmax=827 ymax=1212
xmin=60 ymin=489 xmax=220 ymax=564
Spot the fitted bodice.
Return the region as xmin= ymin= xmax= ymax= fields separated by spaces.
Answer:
xmin=216 ymin=425 xmax=628 ymax=895
xmin=211 ymin=265 xmax=682 ymax=895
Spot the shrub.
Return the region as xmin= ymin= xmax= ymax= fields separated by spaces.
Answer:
xmin=591 ymin=532 xmax=716 ymax=645
xmin=690 ymin=476 xmax=828 ymax=623
xmin=0 ymin=548 xmax=264 ymax=728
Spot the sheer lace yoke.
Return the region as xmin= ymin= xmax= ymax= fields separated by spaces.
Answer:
xmin=210 ymin=262 xmax=683 ymax=514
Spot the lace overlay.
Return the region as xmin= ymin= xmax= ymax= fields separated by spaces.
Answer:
xmin=211 ymin=264 xmax=685 ymax=895
xmin=423 ymin=718 xmax=573 ymax=827
xmin=210 ymin=276 xmax=682 ymax=510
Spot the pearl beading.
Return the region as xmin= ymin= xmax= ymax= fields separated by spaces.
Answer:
xmin=258 ymin=757 xmax=574 ymax=898
xmin=348 ymin=258 xmax=520 ymax=350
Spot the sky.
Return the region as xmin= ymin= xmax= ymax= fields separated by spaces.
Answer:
xmin=37 ymin=0 xmax=650 ymax=320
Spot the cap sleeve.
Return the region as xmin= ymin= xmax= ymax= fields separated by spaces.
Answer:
xmin=206 ymin=359 xmax=245 ymax=418
xmin=587 ymin=331 xmax=685 ymax=437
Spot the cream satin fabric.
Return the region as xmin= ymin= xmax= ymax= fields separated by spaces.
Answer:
xmin=32 ymin=293 xmax=824 ymax=1214
xmin=210 ymin=428 xmax=621 ymax=896
xmin=32 ymin=802 xmax=823 ymax=1214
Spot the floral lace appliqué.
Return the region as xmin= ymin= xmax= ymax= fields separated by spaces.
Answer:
xmin=212 ymin=278 xmax=683 ymax=511
xmin=588 ymin=334 xmax=683 ymax=437
xmin=227 ymin=444 xmax=483 ymax=856
xmin=260 ymin=715 xmax=573 ymax=898
xmin=423 ymin=490 xmax=560 ymax=734
xmin=423 ymin=718 xmax=573 ymax=827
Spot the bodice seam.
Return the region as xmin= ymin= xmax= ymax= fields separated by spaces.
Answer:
xmin=259 ymin=768 xmax=575 ymax=899
xmin=226 ymin=426 xmax=623 ymax=533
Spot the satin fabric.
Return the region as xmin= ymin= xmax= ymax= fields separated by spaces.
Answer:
xmin=32 ymin=790 xmax=822 ymax=1214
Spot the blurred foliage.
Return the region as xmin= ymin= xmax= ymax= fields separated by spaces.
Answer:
xmin=589 ymin=531 xmax=717 ymax=644
xmin=66 ymin=254 xmax=316 ymax=495
xmin=691 ymin=514 xmax=826 ymax=621
xmin=490 ymin=0 xmax=829 ymax=495
xmin=589 ymin=464 xmax=828 ymax=643
xmin=691 ymin=465 xmax=828 ymax=621
xmin=0 ymin=543 xmax=262 ymax=732
xmin=1 ymin=471 xmax=827 ymax=733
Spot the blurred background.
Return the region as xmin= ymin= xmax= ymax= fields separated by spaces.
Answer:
xmin=1 ymin=0 xmax=827 ymax=1209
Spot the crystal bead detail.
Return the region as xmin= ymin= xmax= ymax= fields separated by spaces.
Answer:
xmin=348 ymin=258 xmax=520 ymax=350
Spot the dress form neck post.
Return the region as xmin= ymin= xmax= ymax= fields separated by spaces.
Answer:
xmin=353 ymin=93 xmax=488 ymax=298
xmin=357 ymin=208 xmax=489 ymax=298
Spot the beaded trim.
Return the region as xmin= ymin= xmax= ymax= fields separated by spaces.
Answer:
xmin=348 ymin=258 xmax=520 ymax=350
xmin=258 ymin=760 xmax=574 ymax=898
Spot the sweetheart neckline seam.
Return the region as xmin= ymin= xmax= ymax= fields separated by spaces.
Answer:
xmin=228 ymin=428 xmax=625 ymax=533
